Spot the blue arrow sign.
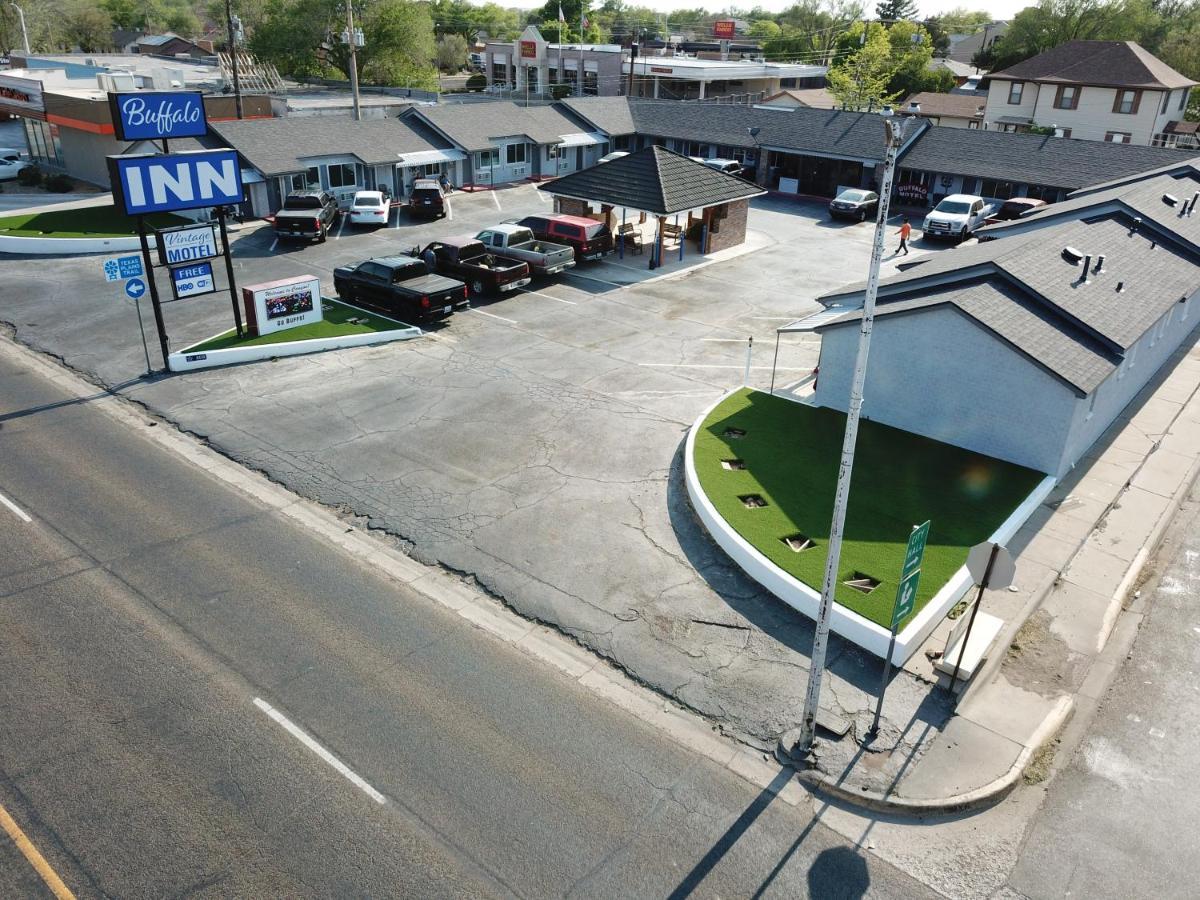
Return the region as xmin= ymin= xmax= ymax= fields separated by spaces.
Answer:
xmin=124 ymin=277 xmax=147 ymax=299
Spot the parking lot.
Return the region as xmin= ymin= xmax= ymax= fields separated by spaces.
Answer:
xmin=0 ymin=185 xmax=948 ymax=746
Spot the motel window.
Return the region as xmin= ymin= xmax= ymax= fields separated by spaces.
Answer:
xmin=326 ymin=163 xmax=356 ymax=188
xmin=423 ymin=163 xmax=441 ymax=176
xmin=476 ymin=148 xmax=499 ymax=169
xmin=1104 ymin=131 xmax=1132 ymax=143
xmin=1113 ymin=89 xmax=1140 ymax=115
xmin=968 ymin=119 xmax=981 ymax=129
xmin=1053 ymin=85 xmax=1079 ymax=110
xmin=506 ymin=143 xmax=526 ymax=165
xmin=1181 ymin=89 xmax=1190 ymax=111
xmin=1007 ymin=81 xmax=1023 ymax=104
xmin=1161 ymin=91 xmax=1171 ymax=115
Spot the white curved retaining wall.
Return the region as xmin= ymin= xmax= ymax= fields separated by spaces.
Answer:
xmin=0 ymin=234 xmax=142 ymax=255
xmin=684 ymin=389 xmax=1055 ymax=665
xmin=168 ymin=324 xmax=423 ymax=372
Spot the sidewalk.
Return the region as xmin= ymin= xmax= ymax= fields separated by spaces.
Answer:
xmin=783 ymin=330 xmax=1200 ymax=813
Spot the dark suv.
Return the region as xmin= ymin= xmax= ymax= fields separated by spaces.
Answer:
xmin=408 ymin=178 xmax=447 ymax=218
xmin=511 ymin=214 xmax=613 ymax=261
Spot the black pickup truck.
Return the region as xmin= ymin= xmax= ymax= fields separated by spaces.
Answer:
xmin=334 ymin=256 xmax=469 ymax=323
xmin=273 ymin=190 xmax=341 ymax=243
xmin=413 ymin=237 xmax=532 ymax=296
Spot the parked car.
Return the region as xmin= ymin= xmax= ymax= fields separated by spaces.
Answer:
xmin=509 ymin=214 xmax=614 ymax=262
xmin=413 ymin=237 xmax=532 ymax=296
xmin=408 ymin=178 xmax=446 ymax=218
xmin=334 ymin=256 xmax=469 ymax=323
xmin=828 ymin=188 xmax=879 ymax=222
xmin=597 ymin=151 xmax=628 ymax=164
xmin=348 ymin=190 xmax=389 ymax=226
xmin=922 ymin=194 xmax=994 ymax=242
xmin=0 ymin=148 xmax=30 ymax=181
xmin=690 ymin=157 xmax=744 ymax=178
xmin=474 ymin=224 xmax=576 ymax=276
xmin=273 ymin=190 xmax=341 ymax=243
xmin=986 ymin=197 xmax=1048 ymax=223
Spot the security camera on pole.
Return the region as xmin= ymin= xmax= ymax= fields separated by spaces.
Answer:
xmin=779 ymin=103 xmax=923 ymax=766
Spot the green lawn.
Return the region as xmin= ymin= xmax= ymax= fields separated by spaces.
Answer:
xmin=693 ymin=389 xmax=1044 ymax=629
xmin=184 ymin=299 xmax=411 ymax=353
xmin=0 ymin=205 xmax=187 ymax=237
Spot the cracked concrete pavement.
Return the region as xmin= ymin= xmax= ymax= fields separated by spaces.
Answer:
xmin=0 ymin=186 xmax=959 ymax=760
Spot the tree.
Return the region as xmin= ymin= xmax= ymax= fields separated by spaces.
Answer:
xmin=747 ymin=19 xmax=780 ymax=40
xmin=875 ymin=0 xmax=918 ymax=22
xmin=63 ymin=3 xmax=114 ymax=51
xmin=828 ymin=21 xmax=900 ymax=109
xmin=436 ymin=32 xmax=468 ymax=71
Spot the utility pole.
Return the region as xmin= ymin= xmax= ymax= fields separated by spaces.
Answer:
xmin=224 ymin=0 xmax=243 ymax=119
xmin=788 ymin=106 xmax=919 ymax=761
xmin=626 ymin=29 xmax=637 ymax=97
xmin=345 ymin=2 xmax=362 ymax=121
xmin=10 ymin=2 xmax=30 ymax=55
xmin=578 ymin=4 xmax=586 ymax=96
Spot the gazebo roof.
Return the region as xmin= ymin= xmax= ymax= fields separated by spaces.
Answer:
xmin=537 ymin=146 xmax=765 ymax=216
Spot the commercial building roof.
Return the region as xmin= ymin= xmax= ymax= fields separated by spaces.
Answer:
xmin=538 ymin=145 xmax=764 ymax=215
xmin=899 ymin=126 xmax=1184 ymax=191
xmin=624 ymin=56 xmax=826 ymax=81
xmin=208 ymin=115 xmax=444 ymax=176
xmin=989 ymin=40 xmax=1197 ymax=90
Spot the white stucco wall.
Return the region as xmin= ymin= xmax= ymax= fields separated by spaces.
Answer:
xmin=813 ymin=305 xmax=1077 ymax=474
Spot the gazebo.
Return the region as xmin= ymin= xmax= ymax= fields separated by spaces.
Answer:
xmin=537 ymin=146 xmax=766 ymax=268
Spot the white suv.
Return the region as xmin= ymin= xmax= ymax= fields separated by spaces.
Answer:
xmin=0 ymin=149 xmax=31 ymax=182
xmin=922 ymin=194 xmax=993 ymax=242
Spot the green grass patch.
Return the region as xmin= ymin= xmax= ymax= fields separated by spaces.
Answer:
xmin=184 ymin=299 xmax=411 ymax=353
xmin=694 ymin=389 xmax=1045 ymax=629
xmin=0 ymin=205 xmax=187 ymax=238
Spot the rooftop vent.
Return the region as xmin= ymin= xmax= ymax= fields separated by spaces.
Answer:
xmin=1129 ymin=217 xmax=1142 ymax=235
xmin=1062 ymin=246 xmax=1084 ymax=265
xmin=1163 ymin=193 xmax=1179 ymax=207
xmin=1094 ymin=254 xmax=1105 ymax=274
xmin=1079 ymin=254 xmax=1092 ymax=284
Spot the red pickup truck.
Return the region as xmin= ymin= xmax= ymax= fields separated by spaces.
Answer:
xmin=510 ymin=214 xmax=614 ymax=262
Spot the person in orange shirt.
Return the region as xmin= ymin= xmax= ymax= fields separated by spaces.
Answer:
xmin=895 ymin=217 xmax=912 ymax=256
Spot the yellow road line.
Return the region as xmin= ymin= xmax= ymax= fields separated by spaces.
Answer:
xmin=0 ymin=800 xmax=75 ymax=899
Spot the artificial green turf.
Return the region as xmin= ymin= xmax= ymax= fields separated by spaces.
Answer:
xmin=0 ymin=205 xmax=186 ymax=237
xmin=184 ymin=299 xmax=409 ymax=352
xmin=693 ymin=389 xmax=1045 ymax=629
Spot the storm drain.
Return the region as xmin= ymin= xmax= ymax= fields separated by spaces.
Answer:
xmin=739 ymin=494 xmax=768 ymax=509
xmin=721 ymin=459 xmax=747 ymax=470
xmin=723 ymin=428 xmax=747 ymax=439
xmin=842 ymin=572 xmax=880 ymax=593
xmin=781 ymin=533 xmax=816 ymax=552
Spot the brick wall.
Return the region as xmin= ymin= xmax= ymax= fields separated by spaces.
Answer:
xmin=705 ymin=199 xmax=749 ymax=253
xmin=554 ymin=197 xmax=590 ymax=216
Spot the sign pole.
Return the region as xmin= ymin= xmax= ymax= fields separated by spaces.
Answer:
xmin=948 ymin=542 xmax=999 ymax=695
xmin=131 ymin=295 xmax=153 ymax=375
xmin=137 ymin=216 xmax=171 ymax=370
xmin=217 ymin=208 xmax=245 ymax=336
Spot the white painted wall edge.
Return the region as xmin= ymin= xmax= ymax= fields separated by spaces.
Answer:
xmin=167 ymin=325 xmax=423 ymax=372
xmin=683 ymin=388 xmax=1057 ymax=665
xmin=0 ymin=233 xmax=142 ymax=255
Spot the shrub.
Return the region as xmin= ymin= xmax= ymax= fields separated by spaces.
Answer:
xmin=466 ymin=73 xmax=486 ymax=91
xmin=44 ymin=173 xmax=74 ymax=193
xmin=550 ymin=84 xmax=571 ymax=100
xmin=16 ymin=165 xmax=42 ymax=187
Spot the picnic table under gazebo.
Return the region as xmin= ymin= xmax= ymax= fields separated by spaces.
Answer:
xmin=537 ymin=146 xmax=766 ymax=269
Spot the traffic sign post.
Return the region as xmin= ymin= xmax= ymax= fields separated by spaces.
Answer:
xmin=868 ymin=520 xmax=931 ymax=739
xmin=949 ymin=541 xmax=1014 ymax=695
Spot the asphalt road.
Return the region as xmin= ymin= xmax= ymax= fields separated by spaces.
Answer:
xmin=0 ymin=350 xmax=935 ymax=898
xmin=1006 ymin=486 xmax=1200 ymax=900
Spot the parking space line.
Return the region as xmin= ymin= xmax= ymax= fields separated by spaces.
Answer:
xmin=639 ymin=363 xmax=809 ymax=371
xmin=334 ymin=216 xmax=346 ymax=240
xmin=392 ymin=206 xmax=400 ymax=229
xmin=517 ymin=288 xmax=576 ymax=305
xmin=491 ymin=191 xmax=501 ymax=211
xmin=268 ymin=238 xmax=278 ymax=253
xmin=563 ymin=271 xmax=626 ymax=289
xmin=469 ymin=308 xmax=517 ymax=324
xmin=0 ymin=490 xmax=31 ymax=523
xmin=0 ymin=799 xmax=74 ymax=899
xmin=701 ymin=338 xmax=749 ymax=343
xmin=253 ymin=698 xmax=386 ymax=805
xmin=445 ymin=198 xmax=453 ymax=221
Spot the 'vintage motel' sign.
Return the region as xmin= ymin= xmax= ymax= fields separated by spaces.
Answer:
xmin=108 ymin=91 xmax=208 ymax=141
xmin=107 ymin=149 xmax=243 ymax=216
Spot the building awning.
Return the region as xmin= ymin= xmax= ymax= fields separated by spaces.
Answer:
xmin=241 ymin=168 xmax=265 ymax=184
xmin=396 ymin=148 xmax=468 ymax=167
xmin=994 ymin=115 xmax=1034 ymax=125
xmin=777 ymin=307 xmax=851 ymax=333
xmin=557 ymin=132 xmax=607 ymax=148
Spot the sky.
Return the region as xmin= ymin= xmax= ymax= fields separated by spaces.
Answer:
xmin=509 ymin=0 xmax=1030 ymax=19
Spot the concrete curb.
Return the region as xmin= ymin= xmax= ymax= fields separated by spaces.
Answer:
xmin=790 ymin=695 xmax=1074 ymax=816
xmin=0 ymin=233 xmax=142 ymax=255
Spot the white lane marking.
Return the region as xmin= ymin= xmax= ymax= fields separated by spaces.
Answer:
xmin=490 ymin=191 xmax=501 ymax=211
xmin=0 ymin=491 xmax=32 ymax=523
xmin=469 ymin=308 xmax=517 ymax=324
xmin=445 ymin=198 xmax=453 ymax=221
xmin=563 ymin=271 xmax=626 ymax=289
xmin=517 ymin=288 xmax=576 ymax=305
xmin=639 ymin=363 xmax=809 ymax=371
xmin=391 ymin=206 xmax=400 ymax=229
xmin=335 ymin=216 xmax=346 ymax=240
xmin=253 ymin=697 xmax=386 ymax=805
xmin=537 ymin=190 xmax=550 ymax=204
xmin=268 ymin=238 xmax=278 ymax=253
xmin=750 ymin=316 xmax=796 ymax=320
xmin=701 ymin=338 xmax=749 ymax=343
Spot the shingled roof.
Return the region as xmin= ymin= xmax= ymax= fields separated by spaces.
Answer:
xmin=558 ymin=96 xmax=637 ymax=136
xmin=989 ymin=40 xmax=1196 ymax=90
xmin=405 ymin=101 xmax=569 ymax=152
xmin=538 ymin=145 xmax=765 ymax=215
xmin=899 ymin=126 xmax=1184 ymax=191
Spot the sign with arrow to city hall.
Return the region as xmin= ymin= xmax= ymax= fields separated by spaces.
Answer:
xmin=893 ymin=520 xmax=931 ymax=627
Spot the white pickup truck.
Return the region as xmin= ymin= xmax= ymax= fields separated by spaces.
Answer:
xmin=921 ymin=194 xmax=994 ymax=242
xmin=475 ymin=224 xmax=576 ymax=276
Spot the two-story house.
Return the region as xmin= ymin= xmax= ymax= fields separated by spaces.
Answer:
xmin=983 ymin=40 xmax=1195 ymax=147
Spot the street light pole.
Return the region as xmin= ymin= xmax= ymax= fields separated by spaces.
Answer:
xmin=10 ymin=2 xmax=30 ymax=55
xmin=790 ymin=107 xmax=918 ymax=761
xmin=224 ymin=0 xmax=243 ymax=119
